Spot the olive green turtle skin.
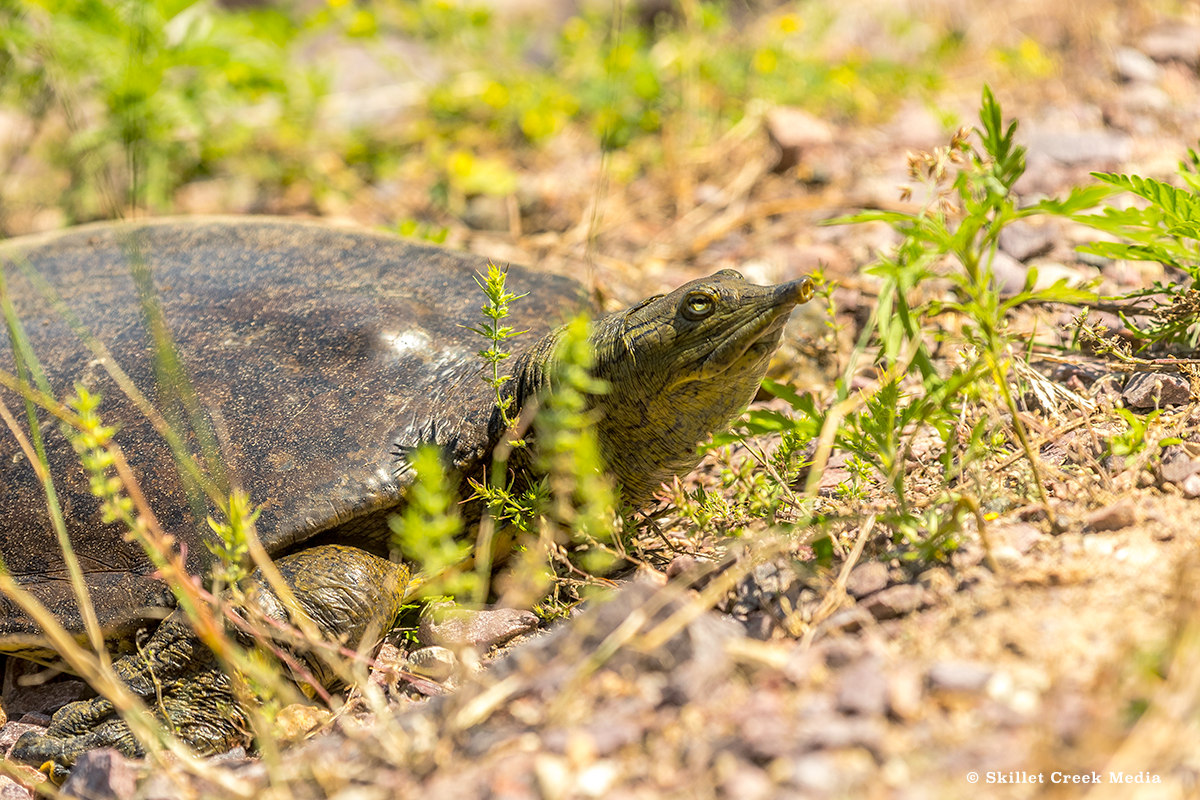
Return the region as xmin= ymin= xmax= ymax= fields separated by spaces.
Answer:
xmin=0 ymin=216 xmax=812 ymax=771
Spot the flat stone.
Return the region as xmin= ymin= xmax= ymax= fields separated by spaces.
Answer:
xmin=998 ymin=220 xmax=1056 ymax=262
xmin=59 ymin=748 xmax=137 ymax=800
xmin=1025 ymin=129 xmax=1132 ymax=166
xmin=418 ymin=605 xmax=539 ymax=650
xmin=992 ymin=523 xmax=1043 ymax=555
xmin=1160 ymin=451 xmax=1200 ymax=484
xmin=1085 ymin=499 xmax=1136 ymax=532
xmin=766 ymin=106 xmax=834 ymax=172
xmin=844 ymin=562 xmax=889 ymax=599
xmin=836 ymin=657 xmax=888 ymax=717
xmin=860 ymin=584 xmax=926 ymax=621
xmin=1113 ymin=46 xmax=1161 ymax=82
xmin=1140 ymin=26 xmax=1200 ymax=65
xmin=927 ymin=660 xmax=993 ymax=694
xmin=0 ymin=776 xmax=33 ymax=800
xmin=1124 ymin=372 xmax=1192 ymax=408
xmin=2 ymin=659 xmax=93 ymax=719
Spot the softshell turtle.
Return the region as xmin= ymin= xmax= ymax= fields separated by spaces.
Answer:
xmin=0 ymin=216 xmax=812 ymax=769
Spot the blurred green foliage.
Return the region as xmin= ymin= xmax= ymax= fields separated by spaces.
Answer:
xmin=0 ymin=0 xmax=321 ymax=225
xmin=0 ymin=0 xmax=944 ymax=231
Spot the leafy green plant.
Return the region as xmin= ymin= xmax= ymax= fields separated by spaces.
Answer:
xmin=716 ymin=87 xmax=1108 ymax=548
xmin=389 ymin=444 xmax=472 ymax=598
xmin=465 ymin=261 xmax=529 ymax=431
xmin=1075 ymin=162 xmax=1200 ymax=350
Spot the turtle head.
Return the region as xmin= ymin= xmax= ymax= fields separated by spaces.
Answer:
xmin=588 ymin=269 xmax=814 ymax=503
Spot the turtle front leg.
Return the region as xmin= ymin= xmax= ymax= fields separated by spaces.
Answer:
xmin=10 ymin=545 xmax=410 ymax=775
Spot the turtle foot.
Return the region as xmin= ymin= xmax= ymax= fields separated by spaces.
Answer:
xmin=7 ymin=545 xmax=411 ymax=773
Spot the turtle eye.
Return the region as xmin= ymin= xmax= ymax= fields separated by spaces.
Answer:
xmin=682 ymin=291 xmax=716 ymax=320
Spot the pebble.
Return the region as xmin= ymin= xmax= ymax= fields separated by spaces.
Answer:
xmin=1159 ymin=452 xmax=1200 ymax=485
xmin=998 ymin=220 xmax=1055 ymax=262
xmin=836 ymin=657 xmax=889 ymax=717
xmin=418 ymin=605 xmax=540 ymax=650
xmin=1084 ymin=499 xmax=1136 ymax=531
xmin=927 ymin=661 xmax=993 ymax=694
xmin=2 ymin=659 xmax=93 ymax=719
xmin=1113 ymin=46 xmax=1161 ymax=82
xmin=988 ymin=250 xmax=1030 ymax=295
xmin=860 ymin=584 xmax=926 ymax=621
xmin=1123 ymin=372 xmax=1192 ymax=408
xmin=1183 ymin=473 xmax=1200 ymax=499
xmin=886 ymin=667 xmax=924 ymax=721
xmin=844 ymin=562 xmax=889 ymax=599
xmin=992 ymin=523 xmax=1043 ymax=555
xmin=765 ymin=106 xmax=834 ymax=173
xmin=720 ymin=760 xmax=774 ymax=800
xmin=59 ymin=748 xmax=137 ymax=800
xmin=273 ymin=704 xmax=332 ymax=747
xmin=1024 ymin=129 xmax=1132 ymax=166
xmin=407 ymin=645 xmax=460 ymax=683
xmin=0 ymin=776 xmax=33 ymax=800
xmin=1140 ymin=26 xmax=1200 ymax=65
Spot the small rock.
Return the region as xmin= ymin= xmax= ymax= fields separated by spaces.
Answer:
xmin=1160 ymin=452 xmax=1200 ymax=484
xmin=665 ymin=555 xmax=696 ymax=580
xmin=1113 ymin=46 xmax=1161 ymax=82
xmin=787 ymin=753 xmax=841 ymax=793
xmin=860 ymin=584 xmax=926 ymax=621
xmin=1085 ymin=499 xmax=1136 ymax=531
xmin=720 ymin=760 xmax=774 ymax=800
xmin=418 ymin=605 xmax=539 ymax=650
xmin=742 ymin=612 xmax=776 ymax=641
xmin=836 ymin=657 xmax=888 ymax=717
xmin=927 ymin=661 xmax=993 ymax=694
xmin=462 ymin=195 xmax=509 ymax=232
xmin=1124 ymin=372 xmax=1193 ymax=408
xmin=533 ymin=753 xmax=571 ymax=800
xmin=1025 ymin=129 xmax=1132 ymax=166
xmin=766 ymin=106 xmax=834 ymax=173
xmin=272 ymin=704 xmax=331 ymax=747
xmin=998 ymin=220 xmax=1055 ymax=262
xmin=992 ymin=523 xmax=1043 ymax=555
xmin=844 ymin=562 xmax=889 ymax=599
xmin=576 ymin=761 xmax=619 ymax=798
xmin=1140 ymin=26 xmax=1200 ymax=65
xmin=880 ymin=102 xmax=946 ymax=149
xmin=59 ymin=748 xmax=137 ymax=800
xmin=820 ymin=607 xmax=869 ymax=635
xmin=368 ymin=641 xmax=407 ymax=687
xmin=991 ymin=545 xmax=1024 ymax=567
xmin=988 ymin=250 xmax=1030 ymax=295
xmin=0 ymin=775 xmax=33 ymax=800
xmin=407 ymin=646 xmax=459 ymax=682
xmin=886 ymin=667 xmax=924 ymax=720
xmin=2 ymin=659 xmax=93 ymax=719
xmin=1183 ymin=473 xmax=1200 ymax=499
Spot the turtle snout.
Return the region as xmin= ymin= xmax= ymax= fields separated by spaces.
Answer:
xmin=773 ymin=276 xmax=814 ymax=307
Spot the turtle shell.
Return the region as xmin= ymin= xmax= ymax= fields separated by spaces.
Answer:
xmin=0 ymin=217 xmax=588 ymax=646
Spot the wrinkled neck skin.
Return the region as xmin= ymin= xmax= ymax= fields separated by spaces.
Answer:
xmin=504 ymin=309 xmax=780 ymax=506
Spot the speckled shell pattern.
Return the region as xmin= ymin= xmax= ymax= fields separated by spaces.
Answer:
xmin=0 ymin=217 xmax=587 ymax=645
